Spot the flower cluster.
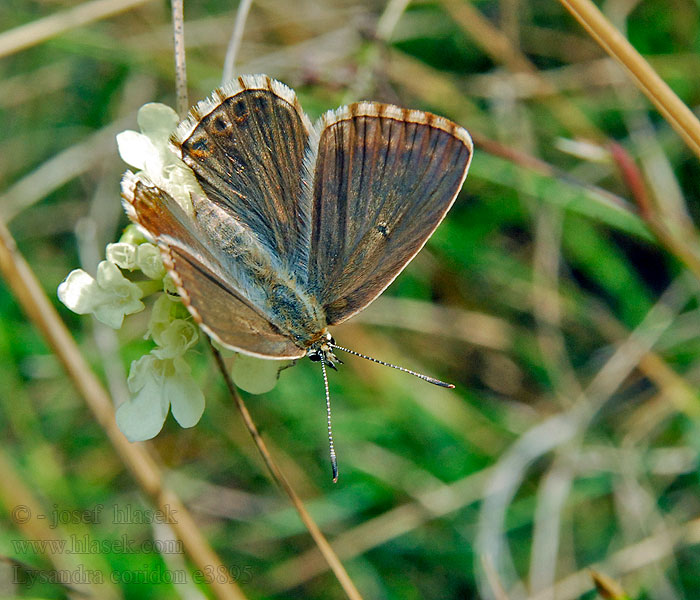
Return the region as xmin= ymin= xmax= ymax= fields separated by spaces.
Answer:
xmin=117 ymin=294 xmax=203 ymax=441
xmin=58 ymin=103 xmax=285 ymax=442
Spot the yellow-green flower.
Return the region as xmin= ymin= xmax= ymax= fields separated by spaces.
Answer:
xmin=57 ymin=260 xmax=145 ymax=329
xmin=116 ymin=103 xmax=201 ymax=215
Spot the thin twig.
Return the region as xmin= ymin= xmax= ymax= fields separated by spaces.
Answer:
xmin=609 ymin=142 xmax=700 ymax=282
xmin=0 ymin=221 xmax=246 ymax=600
xmin=222 ymin=0 xmax=253 ymax=85
xmin=471 ymin=131 xmax=637 ymax=214
xmin=557 ymin=0 xmax=700 ymax=159
xmin=171 ymin=0 xmax=188 ymax=117
xmin=266 ymin=466 xmax=492 ymax=591
xmin=208 ymin=342 xmax=364 ymax=600
xmin=0 ymin=0 xmax=154 ymax=60
xmin=442 ymin=0 xmax=602 ymax=141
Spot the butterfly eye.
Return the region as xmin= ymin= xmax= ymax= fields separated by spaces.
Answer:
xmin=308 ymin=351 xmax=321 ymax=362
xmin=329 ymin=336 xmax=335 ymax=345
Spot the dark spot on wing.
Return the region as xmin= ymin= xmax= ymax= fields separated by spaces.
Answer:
xmin=376 ymin=221 xmax=389 ymax=238
xmin=254 ymin=95 xmax=268 ymax=112
xmin=232 ymin=99 xmax=248 ymax=123
xmin=187 ymin=136 xmax=210 ymax=158
xmin=214 ymin=115 xmax=229 ymax=131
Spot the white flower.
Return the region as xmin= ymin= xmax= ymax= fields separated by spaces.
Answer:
xmin=116 ymin=103 xmax=201 ymax=215
xmin=108 ymin=238 xmax=166 ymax=282
xmin=210 ymin=339 xmax=288 ymax=394
xmin=137 ymin=243 xmax=166 ymax=280
xmin=115 ymin=293 xmax=204 ymax=441
xmin=151 ymin=319 xmax=199 ymax=359
xmin=145 ymin=293 xmax=186 ymax=341
xmin=58 ymin=261 xmax=144 ymax=329
xmin=232 ymin=353 xmax=289 ymax=394
xmin=106 ymin=242 xmax=138 ymax=270
xmin=117 ymin=354 xmax=204 ymax=441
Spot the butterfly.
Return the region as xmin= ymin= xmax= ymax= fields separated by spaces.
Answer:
xmin=121 ymin=75 xmax=473 ymax=480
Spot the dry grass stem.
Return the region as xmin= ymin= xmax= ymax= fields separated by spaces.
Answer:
xmin=0 ymin=448 xmax=122 ymax=599
xmin=590 ymin=570 xmax=628 ymax=600
xmin=209 ymin=343 xmax=364 ymax=600
xmin=476 ymin=276 xmax=690 ymax=595
xmin=529 ymin=516 xmax=700 ymax=600
xmin=558 ymin=0 xmax=700 ymax=158
xmin=354 ymin=296 xmax=513 ymax=350
xmin=222 ymin=0 xmax=253 ymax=84
xmin=0 ymin=0 xmax=154 ymax=59
xmin=608 ymin=144 xmax=700 ymax=284
xmin=171 ymin=0 xmax=188 ymax=117
xmin=442 ymin=0 xmax=602 ymax=140
xmin=267 ymin=467 xmax=492 ymax=591
xmin=0 ymin=221 xmax=247 ymax=600
xmin=0 ymin=119 xmax=131 ymax=223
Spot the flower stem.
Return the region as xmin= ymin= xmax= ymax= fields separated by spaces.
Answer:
xmin=208 ymin=341 xmax=364 ymax=600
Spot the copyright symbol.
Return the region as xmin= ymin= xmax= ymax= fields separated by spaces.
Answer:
xmin=12 ymin=505 xmax=31 ymax=524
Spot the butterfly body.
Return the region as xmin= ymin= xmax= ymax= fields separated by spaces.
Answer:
xmin=189 ymin=190 xmax=328 ymax=348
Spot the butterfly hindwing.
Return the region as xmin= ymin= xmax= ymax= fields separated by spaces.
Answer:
xmin=121 ymin=172 xmax=305 ymax=359
xmin=164 ymin=245 xmax=305 ymax=359
xmin=306 ymin=103 xmax=473 ymax=325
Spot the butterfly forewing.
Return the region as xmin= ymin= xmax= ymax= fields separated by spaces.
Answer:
xmin=306 ymin=103 xmax=473 ymax=325
xmin=171 ymin=75 xmax=313 ymax=277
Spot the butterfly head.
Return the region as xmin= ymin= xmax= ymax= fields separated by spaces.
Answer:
xmin=307 ymin=331 xmax=343 ymax=370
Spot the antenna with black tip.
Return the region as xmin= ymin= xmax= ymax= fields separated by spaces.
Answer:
xmin=319 ymin=343 xmax=454 ymax=483
xmin=330 ymin=343 xmax=455 ymax=388
xmin=319 ymin=355 xmax=338 ymax=482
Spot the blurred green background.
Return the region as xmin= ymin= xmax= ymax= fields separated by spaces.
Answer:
xmin=2 ymin=0 xmax=700 ymax=598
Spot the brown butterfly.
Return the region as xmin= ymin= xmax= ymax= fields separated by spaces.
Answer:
xmin=121 ymin=75 xmax=473 ymax=480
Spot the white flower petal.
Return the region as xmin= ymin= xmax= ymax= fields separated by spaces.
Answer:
xmin=116 ymin=130 xmax=156 ymax=170
xmin=95 ymin=260 xmax=127 ymax=288
xmin=151 ymin=319 xmax=198 ymax=359
xmin=119 ymin=355 xmax=174 ymax=441
xmin=116 ymin=379 xmax=169 ymax=442
xmin=146 ymin=293 xmax=174 ymax=343
xmin=232 ymin=354 xmax=288 ymax=394
xmin=137 ymin=243 xmax=166 ymax=280
xmin=168 ymin=359 xmax=205 ymax=428
xmin=127 ymin=355 xmax=156 ymax=393
xmin=106 ymin=242 xmax=138 ymax=270
xmin=161 ymin=165 xmax=201 ymax=214
xmin=57 ymin=269 xmax=102 ymax=314
xmin=87 ymin=261 xmax=144 ymax=327
xmin=137 ymin=103 xmax=179 ymax=140
xmin=92 ymin=303 xmax=127 ymax=329
xmin=58 ymin=263 xmax=145 ymax=328
xmin=119 ymin=224 xmax=148 ymax=245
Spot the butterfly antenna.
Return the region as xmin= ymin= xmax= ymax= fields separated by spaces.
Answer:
xmin=320 ymin=355 xmax=339 ymax=483
xmin=329 ymin=344 xmax=455 ymax=389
